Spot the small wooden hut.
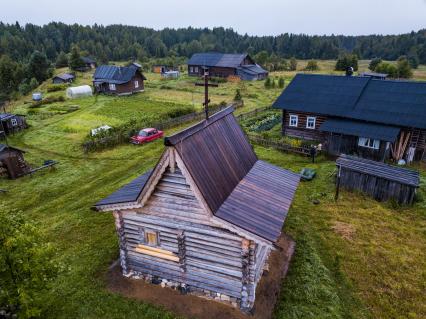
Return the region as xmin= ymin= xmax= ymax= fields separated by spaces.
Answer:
xmin=94 ymin=106 xmax=300 ymax=311
xmin=0 ymin=113 xmax=27 ymax=137
xmin=336 ymin=154 xmax=420 ymax=204
xmin=0 ymin=144 xmax=30 ymax=179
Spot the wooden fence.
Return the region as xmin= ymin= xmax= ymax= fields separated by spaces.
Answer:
xmin=235 ymin=106 xmax=272 ymax=121
xmin=247 ymin=134 xmax=311 ymax=155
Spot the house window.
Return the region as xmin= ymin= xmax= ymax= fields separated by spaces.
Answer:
xmin=358 ymin=137 xmax=380 ymax=150
xmin=194 ymin=67 xmax=198 ymax=73
xmin=189 ymin=66 xmax=194 ymax=73
xmin=11 ymin=118 xmax=17 ymax=126
xmin=306 ymin=116 xmax=316 ymax=129
xmin=134 ymin=80 xmax=139 ymax=88
xmin=109 ymin=83 xmax=116 ymax=91
xmin=289 ymin=114 xmax=298 ymax=127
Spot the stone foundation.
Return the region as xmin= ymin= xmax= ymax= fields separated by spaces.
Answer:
xmin=126 ymin=271 xmax=240 ymax=309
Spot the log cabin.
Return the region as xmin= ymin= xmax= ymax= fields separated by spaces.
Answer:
xmin=0 ymin=113 xmax=27 ymax=138
xmin=0 ymin=144 xmax=30 ymax=179
xmin=94 ymin=106 xmax=300 ymax=311
xmin=93 ymin=65 xmax=146 ymax=95
xmin=187 ymin=53 xmax=268 ymax=80
xmin=272 ymin=74 xmax=426 ymax=162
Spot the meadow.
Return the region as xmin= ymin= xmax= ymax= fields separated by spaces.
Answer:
xmin=1 ymin=61 xmax=425 ymax=319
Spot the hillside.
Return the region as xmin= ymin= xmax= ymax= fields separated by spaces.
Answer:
xmin=1 ymin=64 xmax=425 ymax=319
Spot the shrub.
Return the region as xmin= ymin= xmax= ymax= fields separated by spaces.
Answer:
xmin=289 ymin=57 xmax=298 ymax=71
xmin=304 ymin=60 xmax=319 ymax=71
xmin=47 ymin=84 xmax=67 ymax=92
xmin=165 ymin=106 xmax=195 ymax=118
xmin=369 ymin=58 xmax=382 ymax=71
xmin=264 ymin=77 xmax=271 ymax=89
xmin=234 ymin=89 xmax=242 ymax=101
xmin=335 ymin=54 xmax=358 ymax=71
xmin=278 ymin=77 xmax=285 ymax=88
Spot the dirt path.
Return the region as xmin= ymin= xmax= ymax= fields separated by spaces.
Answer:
xmin=106 ymin=234 xmax=295 ymax=319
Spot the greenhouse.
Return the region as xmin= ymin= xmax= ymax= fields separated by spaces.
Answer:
xmin=66 ymin=85 xmax=92 ymax=99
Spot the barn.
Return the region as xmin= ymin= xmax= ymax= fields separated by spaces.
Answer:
xmin=52 ymin=73 xmax=75 ymax=84
xmin=273 ymin=74 xmax=426 ymax=162
xmin=0 ymin=113 xmax=27 ymax=137
xmin=94 ymin=106 xmax=300 ymax=311
xmin=0 ymin=144 xmax=30 ymax=179
xmin=93 ymin=65 xmax=147 ymax=95
xmin=187 ymin=53 xmax=268 ymax=80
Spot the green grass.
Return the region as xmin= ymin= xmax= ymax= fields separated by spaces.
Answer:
xmin=1 ymin=64 xmax=425 ymax=318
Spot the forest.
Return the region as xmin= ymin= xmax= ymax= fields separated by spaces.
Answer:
xmin=1 ymin=22 xmax=425 ymax=63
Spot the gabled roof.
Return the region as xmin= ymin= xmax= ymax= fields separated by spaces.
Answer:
xmin=188 ymin=52 xmax=249 ymax=68
xmin=237 ymin=64 xmax=268 ymax=77
xmin=0 ymin=113 xmax=15 ymax=120
xmin=53 ymin=73 xmax=75 ymax=80
xmin=93 ymin=65 xmax=146 ymax=84
xmin=82 ymin=57 xmax=96 ymax=64
xmin=95 ymin=107 xmax=300 ymax=243
xmin=273 ymin=74 xmax=426 ymax=129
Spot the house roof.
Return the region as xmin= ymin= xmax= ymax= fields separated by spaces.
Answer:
xmin=237 ymin=64 xmax=268 ymax=76
xmin=336 ymin=154 xmax=420 ymax=187
xmin=0 ymin=113 xmax=15 ymax=120
xmin=93 ymin=65 xmax=146 ymax=84
xmin=188 ymin=52 xmax=249 ymax=68
xmin=272 ymin=74 xmax=426 ymax=129
xmin=82 ymin=57 xmax=96 ymax=64
xmin=94 ymin=170 xmax=152 ymax=206
xmin=54 ymin=73 xmax=75 ymax=81
xmin=95 ymin=107 xmax=300 ymax=243
xmin=320 ymin=118 xmax=400 ymax=142
xmin=0 ymin=144 xmax=25 ymax=153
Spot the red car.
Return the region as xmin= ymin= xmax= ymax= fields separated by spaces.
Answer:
xmin=131 ymin=128 xmax=164 ymax=145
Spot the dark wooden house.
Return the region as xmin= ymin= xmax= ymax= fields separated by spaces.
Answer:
xmin=336 ymin=154 xmax=420 ymax=205
xmin=187 ymin=53 xmax=268 ymax=80
xmin=76 ymin=57 xmax=97 ymax=72
xmin=273 ymin=74 xmax=426 ymax=162
xmin=0 ymin=113 xmax=27 ymax=138
xmin=0 ymin=144 xmax=30 ymax=179
xmin=93 ymin=65 xmax=147 ymax=95
xmin=52 ymin=73 xmax=75 ymax=84
xmin=94 ymin=107 xmax=300 ymax=311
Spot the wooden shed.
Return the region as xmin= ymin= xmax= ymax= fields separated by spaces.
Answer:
xmin=336 ymin=154 xmax=420 ymax=204
xmin=0 ymin=113 xmax=27 ymax=137
xmin=94 ymin=106 xmax=300 ymax=311
xmin=0 ymin=144 xmax=30 ymax=179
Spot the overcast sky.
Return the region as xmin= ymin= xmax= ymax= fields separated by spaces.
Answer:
xmin=1 ymin=0 xmax=425 ymax=36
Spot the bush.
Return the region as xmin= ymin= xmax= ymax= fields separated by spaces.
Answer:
xmin=264 ymin=77 xmax=271 ymax=89
xmin=47 ymin=84 xmax=68 ymax=92
xmin=304 ymin=60 xmax=319 ymax=71
xmin=243 ymin=112 xmax=281 ymax=132
xmin=335 ymin=54 xmax=358 ymax=71
xmin=31 ymin=95 xmax=65 ymax=108
xmin=234 ymin=89 xmax=242 ymax=101
xmin=278 ymin=77 xmax=285 ymax=88
xmin=289 ymin=57 xmax=298 ymax=71
xmin=165 ymin=106 xmax=195 ymax=118
xmin=369 ymin=58 xmax=382 ymax=71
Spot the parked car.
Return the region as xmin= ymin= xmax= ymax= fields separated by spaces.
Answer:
xmin=131 ymin=128 xmax=163 ymax=144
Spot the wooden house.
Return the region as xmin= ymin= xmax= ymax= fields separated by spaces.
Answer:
xmin=0 ymin=144 xmax=30 ymax=179
xmin=52 ymin=73 xmax=75 ymax=84
xmin=94 ymin=107 xmax=300 ymax=311
xmin=152 ymin=65 xmax=168 ymax=74
xmin=272 ymin=74 xmax=426 ymax=162
xmin=187 ymin=53 xmax=268 ymax=80
xmin=93 ymin=65 xmax=146 ymax=95
xmin=76 ymin=57 xmax=97 ymax=72
xmin=336 ymin=155 xmax=420 ymax=205
xmin=0 ymin=113 xmax=27 ymax=137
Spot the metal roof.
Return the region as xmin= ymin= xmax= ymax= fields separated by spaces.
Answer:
xmin=237 ymin=64 xmax=268 ymax=76
xmin=0 ymin=113 xmax=15 ymax=120
xmin=273 ymin=74 xmax=426 ymax=129
xmin=188 ymin=52 xmax=249 ymax=68
xmin=93 ymin=65 xmax=146 ymax=84
xmin=54 ymin=73 xmax=75 ymax=80
xmin=94 ymin=170 xmax=152 ymax=207
xmin=320 ymin=118 xmax=400 ymax=142
xmin=336 ymin=154 xmax=420 ymax=187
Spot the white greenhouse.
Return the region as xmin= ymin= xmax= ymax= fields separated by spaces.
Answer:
xmin=66 ymin=85 xmax=93 ymax=99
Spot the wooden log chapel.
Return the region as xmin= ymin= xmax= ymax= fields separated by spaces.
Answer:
xmin=94 ymin=106 xmax=300 ymax=311
xmin=335 ymin=154 xmax=420 ymax=205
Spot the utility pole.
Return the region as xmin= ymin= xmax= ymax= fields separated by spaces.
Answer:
xmin=195 ymin=67 xmax=218 ymax=120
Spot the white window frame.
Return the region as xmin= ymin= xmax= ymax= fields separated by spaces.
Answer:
xmin=109 ymin=83 xmax=116 ymax=91
xmin=306 ymin=116 xmax=316 ymax=129
xmin=11 ymin=118 xmax=18 ymax=126
xmin=189 ymin=66 xmax=194 ymax=73
xmin=194 ymin=66 xmax=198 ymax=73
xmin=134 ymin=80 xmax=139 ymax=88
xmin=358 ymin=137 xmax=380 ymax=150
xmin=139 ymin=227 xmax=160 ymax=247
xmin=289 ymin=114 xmax=298 ymax=127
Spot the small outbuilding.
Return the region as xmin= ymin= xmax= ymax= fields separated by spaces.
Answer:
xmin=0 ymin=113 xmax=27 ymax=137
xmin=0 ymin=144 xmax=30 ymax=179
xmin=66 ymin=85 xmax=93 ymax=99
xmin=52 ymin=73 xmax=75 ymax=84
xmin=161 ymin=70 xmax=180 ymax=79
xmin=335 ymin=154 xmax=420 ymax=205
xmin=76 ymin=57 xmax=97 ymax=72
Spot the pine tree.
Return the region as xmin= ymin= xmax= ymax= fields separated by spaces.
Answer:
xmin=27 ymin=51 xmax=51 ymax=82
xmin=69 ymin=45 xmax=84 ymax=71
xmin=55 ymin=51 xmax=69 ymax=68
xmin=369 ymin=58 xmax=382 ymax=71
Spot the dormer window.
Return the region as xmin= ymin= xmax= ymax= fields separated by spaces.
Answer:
xmin=289 ymin=114 xmax=298 ymax=127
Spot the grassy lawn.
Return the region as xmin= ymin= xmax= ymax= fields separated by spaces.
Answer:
xmin=1 ymin=62 xmax=425 ymax=318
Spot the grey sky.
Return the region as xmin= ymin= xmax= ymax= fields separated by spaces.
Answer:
xmin=1 ymin=0 xmax=425 ymax=36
